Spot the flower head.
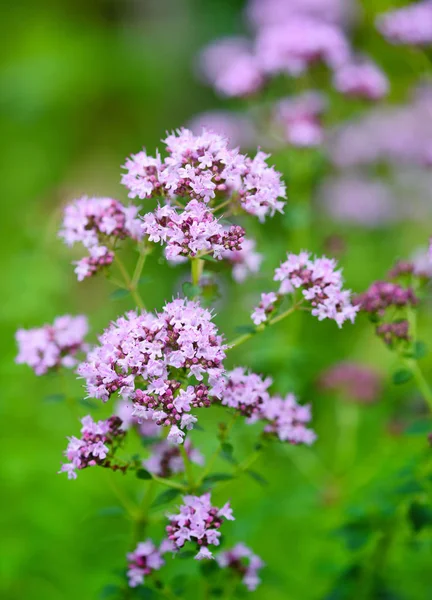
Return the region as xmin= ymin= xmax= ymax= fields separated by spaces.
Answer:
xmin=216 ymin=543 xmax=264 ymax=591
xmin=78 ymin=298 xmax=226 ymax=442
xmin=59 ymin=415 xmax=126 ymax=479
xmin=333 ymin=59 xmax=389 ymax=100
xmin=126 ymin=540 xmax=168 ymax=588
xmin=144 ymin=439 xmax=204 ymax=478
xmin=16 ymin=315 xmax=88 ymax=375
xmin=275 ymin=92 xmax=326 ymax=147
xmin=59 ymin=197 xmax=142 ymax=280
xmin=218 ymin=367 xmax=272 ymax=418
xmin=166 ymin=493 xmax=235 ymax=559
xmin=319 ymin=361 xmax=382 ymax=403
xmin=257 ymin=393 xmax=317 ymax=444
xmin=122 ymin=129 xmax=286 ymax=222
xmin=221 ymin=237 xmax=263 ymax=282
xmin=377 ymin=1 xmax=432 ymax=46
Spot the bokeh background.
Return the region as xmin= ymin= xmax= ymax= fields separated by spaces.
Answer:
xmin=2 ymin=1 xmax=432 ymax=599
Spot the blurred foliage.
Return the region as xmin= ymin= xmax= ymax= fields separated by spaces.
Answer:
xmin=1 ymin=1 xmax=432 ymax=600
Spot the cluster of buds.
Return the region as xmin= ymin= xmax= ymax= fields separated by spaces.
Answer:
xmin=216 ymin=543 xmax=264 ymax=592
xmin=126 ymin=540 xmax=172 ymax=588
xmin=144 ymin=439 xmax=204 ymax=478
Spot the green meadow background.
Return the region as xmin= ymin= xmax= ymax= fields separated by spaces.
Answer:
xmin=1 ymin=1 xmax=432 ymax=599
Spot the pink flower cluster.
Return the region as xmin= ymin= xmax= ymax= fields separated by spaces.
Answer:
xmin=127 ymin=540 xmax=171 ymax=587
xmin=144 ymin=439 xmax=204 ymax=478
xmin=221 ymin=237 xmax=263 ymax=283
xmin=329 ymin=87 xmax=432 ymax=167
xmin=217 ymin=368 xmax=316 ymax=445
xmin=332 ymin=59 xmax=389 ymax=100
xmin=319 ymin=361 xmax=382 ymax=404
xmin=15 ymin=315 xmax=88 ymax=375
xmin=59 ymin=197 xmax=143 ymax=281
xmin=216 ymin=543 xmax=264 ymax=591
xmin=166 ymin=493 xmax=234 ymax=559
xmin=377 ymin=1 xmax=432 ymax=46
xmin=274 ymin=92 xmax=326 ymax=147
xmin=254 ymin=393 xmax=316 ymax=445
xmin=252 ymin=252 xmax=358 ymax=328
xmin=78 ymin=298 xmax=226 ymax=443
xmin=122 ymin=129 xmax=286 ymax=222
xmin=354 ymin=281 xmax=417 ymax=316
xmin=218 ymin=367 xmax=272 ymax=418
xmin=143 ymin=200 xmax=245 ymax=262
xmin=116 ymin=399 xmax=162 ymax=438
xmin=246 ymin=0 xmax=352 ymax=29
xmin=59 ymin=415 xmax=125 ymax=479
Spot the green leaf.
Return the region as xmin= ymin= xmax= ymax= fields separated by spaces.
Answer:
xmin=200 ymin=254 xmax=217 ymax=263
xmin=408 ymin=501 xmax=432 ymax=533
xmin=246 ymin=469 xmax=268 ymax=487
xmin=234 ymin=325 xmax=256 ymax=335
xmin=136 ymin=468 xmax=152 ymax=480
xmin=43 ymin=393 xmax=66 ymax=403
xmin=178 ymin=550 xmax=196 ymax=559
xmin=141 ymin=436 xmax=163 ymax=447
xmin=395 ymin=479 xmax=424 ymax=495
xmin=182 ymin=282 xmax=200 ymax=299
xmin=79 ymin=398 xmax=99 ymax=410
xmin=151 ymin=488 xmax=181 ymax=509
xmin=412 ymin=341 xmax=428 ymax=360
xmin=203 ymin=473 xmax=235 ymax=485
xmin=404 ymin=419 xmax=432 ymax=435
xmin=97 ymin=506 xmax=125 ymax=517
xmin=392 ymin=369 xmax=413 ymax=385
xmin=99 ymin=584 xmax=120 ymax=599
xmin=109 ymin=288 xmax=131 ymax=301
xmin=219 ymin=443 xmax=237 ymax=465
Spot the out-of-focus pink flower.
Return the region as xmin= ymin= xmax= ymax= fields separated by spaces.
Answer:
xmin=188 ymin=111 xmax=256 ymax=149
xmin=319 ymin=361 xmax=382 ymax=403
xmin=377 ymin=1 xmax=432 ymax=46
xmin=126 ymin=540 xmax=167 ymax=588
xmin=255 ymin=16 xmax=349 ymax=77
xmin=318 ymin=176 xmax=396 ymax=228
xmin=199 ymin=37 xmax=263 ymax=97
xmin=275 ymin=92 xmax=326 ymax=147
xmin=222 ymin=238 xmax=263 ymax=283
xmin=16 ymin=315 xmax=88 ymax=375
xmin=217 ymin=543 xmax=264 ymax=591
xmin=329 ymin=86 xmax=432 ymax=167
xmin=246 ymin=0 xmax=354 ymax=28
xmin=144 ymin=439 xmax=204 ymax=478
xmin=333 ymin=59 xmax=389 ymax=100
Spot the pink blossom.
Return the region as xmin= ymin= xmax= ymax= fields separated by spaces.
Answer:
xmin=59 ymin=197 xmax=142 ymax=281
xmin=59 ymin=415 xmax=126 ymax=479
xmin=126 ymin=540 xmax=167 ymax=588
xmin=216 ymin=543 xmax=264 ymax=591
xmin=255 ymin=16 xmax=349 ymax=77
xmin=258 ymin=393 xmax=317 ymax=444
xmin=246 ymin=0 xmax=353 ymax=28
xmin=275 ymin=92 xmax=326 ymax=147
xmin=333 ymin=59 xmax=389 ymax=100
xmin=198 ymin=37 xmax=263 ymax=97
xmin=377 ymin=1 xmax=432 ymax=46
xmin=16 ymin=315 xmax=88 ymax=375
xmin=188 ymin=111 xmax=256 ymax=149
xmin=78 ymin=298 xmax=226 ymax=442
xmin=319 ymin=362 xmax=382 ymax=403
xmin=221 ymin=238 xmax=263 ymax=282
xmin=219 ymin=367 xmax=272 ymax=417
xmin=166 ymin=493 xmax=235 ymax=559
xmin=144 ymin=439 xmax=204 ymax=478
xmin=143 ymin=200 xmax=245 ymax=261
xmin=252 ymin=252 xmax=358 ymax=327
xmin=122 ymin=129 xmax=286 ymax=222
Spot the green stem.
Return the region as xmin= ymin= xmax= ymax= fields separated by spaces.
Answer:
xmin=105 ymin=473 xmax=138 ymax=519
xmin=411 ymin=362 xmax=432 ymax=413
xmin=197 ymin=413 xmax=239 ymax=486
xmin=150 ymin=474 xmax=186 ymax=491
xmin=191 ymin=257 xmax=204 ymax=287
xmin=115 ymin=253 xmax=146 ymax=310
xmin=228 ymin=304 xmax=300 ymax=350
xmin=131 ymin=247 xmax=147 ymax=289
xmin=179 ymin=443 xmax=195 ymax=491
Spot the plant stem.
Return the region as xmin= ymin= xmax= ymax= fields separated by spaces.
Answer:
xmin=179 ymin=443 xmax=195 ymax=491
xmin=150 ymin=474 xmax=186 ymax=491
xmin=411 ymin=362 xmax=432 ymax=413
xmin=131 ymin=247 xmax=148 ymax=289
xmin=197 ymin=413 xmax=239 ymax=486
xmin=191 ymin=257 xmax=204 ymax=287
xmin=228 ymin=304 xmax=300 ymax=350
xmin=115 ymin=253 xmax=146 ymax=310
xmin=105 ymin=473 xmax=138 ymax=519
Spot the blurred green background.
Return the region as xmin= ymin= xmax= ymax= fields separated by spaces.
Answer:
xmin=2 ymin=1 xmax=432 ymax=599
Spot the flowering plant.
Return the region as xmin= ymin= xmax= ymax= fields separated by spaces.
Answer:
xmin=14 ymin=1 xmax=432 ymax=598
